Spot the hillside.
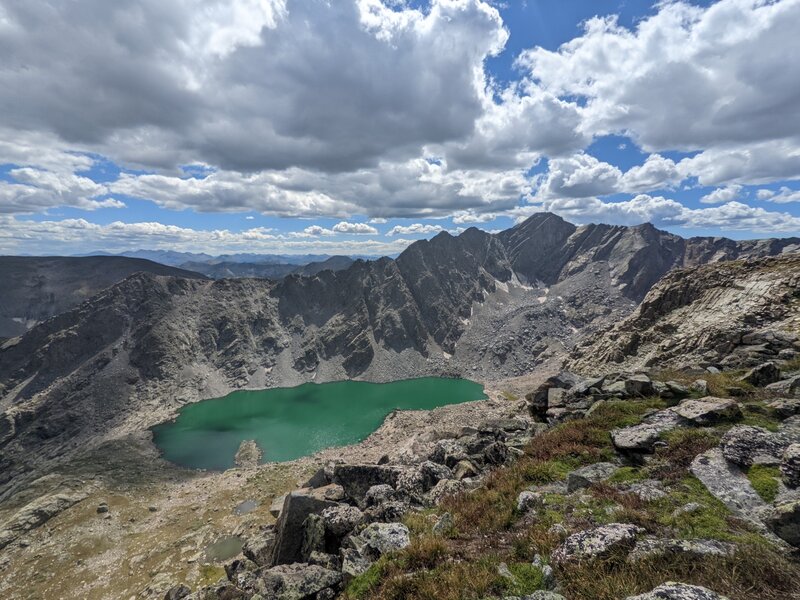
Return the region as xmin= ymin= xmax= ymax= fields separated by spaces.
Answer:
xmin=0 ymin=256 xmax=208 ymax=338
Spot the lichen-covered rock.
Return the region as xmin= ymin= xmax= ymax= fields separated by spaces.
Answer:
xmin=625 ymin=480 xmax=667 ymax=502
xmin=242 ymin=525 xmax=276 ymax=566
xmin=627 ymin=537 xmax=735 ymax=562
xmin=0 ymin=490 xmax=88 ymax=550
xmin=624 ymin=373 xmax=655 ymax=397
xmin=625 ymin=582 xmax=731 ymax=600
xmin=672 ymin=397 xmax=741 ymax=425
xmin=164 ymin=585 xmax=192 ymax=600
xmin=332 ymin=465 xmax=400 ymax=506
xmin=417 ymin=461 xmax=453 ymax=491
xmin=612 ymin=410 xmax=685 ymax=452
xmin=364 ymin=484 xmax=395 ymax=507
xmin=764 ymin=498 xmax=800 ymax=547
xmin=781 ymin=444 xmax=800 ymax=488
xmin=427 ymin=479 xmax=465 ymax=506
xmin=429 ymin=439 xmax=469 ymax=468
xmin=721 ymin=425 xmax=788 ymax=467
xmin=551 ymin=523 xmax=643 ymax=564
xmin=452 ymin=459 xmax=479 ymax=480
xmin=348 ymin=522 xmax=410 ymax=560
xmin=690 ymin=449 xmax=766 ymax=525
xmin=768 ymin=397 xmax=800 ymax=418
xmin=517 ymin=490 xmax=542 ymax=513
xmin=566 ymin=462 xmax=618 ymax=492
xmin=766 ymin=375 xmax=800 ymax=398
xmin=320 ymin=505 xmax=364 ymax=539
xmin=259 ymin=563 xmax=342 ymax=600
xmin=738 ymin=362 xmax=781 ymax=387
xmin=269 ymin=491 xmax=339 ymax=566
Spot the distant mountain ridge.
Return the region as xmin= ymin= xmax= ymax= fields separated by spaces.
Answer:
xmin=80 ymin=250 xmax=378 ymax=267
xmin=180 ymin=256 xmax=355 ymax=279
xmin=0 ymin=213 xmax=798 ymax=491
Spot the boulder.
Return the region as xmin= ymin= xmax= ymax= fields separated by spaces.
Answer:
xmin=624 ymin=374 xmax=655 ymax=397
xmin=763 ymin=498 xmax=800 ymax=547
xmin=768 ymin=398 xmax=800 ymax=418
xmin=332 ymin=465 xmax=400 ymax=505
xmin=738 ymin=362 xmax=781 ymax=387
xmin=417 ymin=461 xmax=453 ymax=492
xmin=270 ymin=495 xmax=286 ymax=518
xmin=625 ymin=480 xmax=667 ymax=502
xmin=364 ymin=484 xmax=395 ymax=507
xmin=269 ymin=492 xmax=339 ymax=566
xmin=320 ymin=505 xmax=364 ymax=540
xmin=242 ymin=525 xmax=276 ymax=566
xmin=690 ymin=449 xmax=766 ymax=523
xmin=566 ymin=462 xmax=618 ymax=492
xmin=164 ymin=585 xmax=192 ymax=600
xmin=551 ymin=523 xmax=643 ymax=564
xmin=612 ymin=410 xmax=685 ymax=452
xmin=627 ymin=537 xmax=735 ymax=562
xmin=259 ymin=563 xmax=342 ymax=600
xmin=690 ymin=380 xmax=709 ymax=395
xmin=721 ymin=425 xmax=788 ymax=467
xmin=429 ymin=439 xmax=468 ymax=468
xmin=781 ymin=444 xmax=800 ymax=488
xmin=664 ymin=381 xmax=690 ymax=398
xmin=625 ymin=582 xmax=730 ymax=600
xmin=346 ymin=522 xmax=410 ymax=564
xmin=517 ymin=490 xmax=542 ymax=513
xmin=341 ymin=548 xmax=373 ymax=579
xmin=302 ymin=468 xmax=331 ymax=489
xmin=765 ymin=375 xmax=800 ymax=398
xmin=427 ymin=479 xmax=465 ymax=505
xmin=483 ymin=441 xmax=511 ymax=466
xmin=672 ymin=397 xmax=741 ymax=425
xmin=452 ymin=460 xmax=479 ymax=480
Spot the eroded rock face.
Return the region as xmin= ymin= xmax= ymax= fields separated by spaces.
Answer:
xmin=259 ymin=563 xmax=342 ymax=600
xmin=0 ymin=490 xmax=88 ymax=550
xmin=764 ymin=498 xmax=800 ymax=547
xmin=269 ymin=492 xmax=339 ymax=566
xmin=781 ymin=444 xmax=800 ymax=488
xmin=738 ymin=362 xmax=781 ymax=387
xmin=551 ymin=523 xmax=643 ymax=564
xmin=625 ymin=582 xmax=731 ymax=600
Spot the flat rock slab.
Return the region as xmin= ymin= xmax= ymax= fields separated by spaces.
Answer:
xmin=566 ymin=462 xmax=619 ymax=492
xmin=627 ymin=537 xmax=735 ymax=562
xmin=690 ymin=449 xmax=766 ymax=521
xmin=672 ymin=397 xmax=741 ymax=425
xmin=612 ymin=410 xmax=685 ymax=451
xmin=0 ymin=490 xmax=88 ymax=550
xmin=625 ymin=582 xmax=731 ymax=600
xmin=552 ymin=523 xmax=643 ymax=564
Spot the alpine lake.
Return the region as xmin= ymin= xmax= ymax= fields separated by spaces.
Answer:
xmin=152 ymin=377 xmax=486 ymax=470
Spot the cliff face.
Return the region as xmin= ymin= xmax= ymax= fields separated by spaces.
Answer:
xmin=568 ymin=253 xmax=800 ymax=375
xmin=0 ymin=213 xmax=798 ymax=491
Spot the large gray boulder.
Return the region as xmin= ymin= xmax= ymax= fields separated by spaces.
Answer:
xmin=347 ymin=522 xmax=410 ymax=560
xmin=242 ymin=525 xmax=276 ymax=566
xmin=259 ymin=563 xmax=342 ymax=600
xmin=766 ymin=375 xmax=800 ymax=398
xmin=269 ymin=491 xmax=339 ymax=566
xmin=612 ymin=410 xmax=685 ymax=452
xmin=721 ymin=425 xmax=788 ymax=467
xmin=738 ymin=362 xmax=781 ymax=387
xmin=566 ymin=462 xmax=618 ymax=492
xmin=690 ymin=449 xmax=766 ymax=525
xmin=624 ymin=373 xmax=655 ymax=397
xmin=625 ymin=582 xmax=730 ymax=600
xmin=627 ymin=537 xmax=735 ymax=562
xmin=672 ymin=397 xmax=741 ymax=425
xmin=768 ymin=397 xmax=800 ymax=418
xmin=332 ymin=464 xmax=400 ymax=505
xmin=764 ymin=498 xmax=800 ymax=547
xmin=0 ymin=490 xmax=88 ymax=550
xmin=551 ymin=523 xmax=642 ymax=564
xmin=781 ymin=443 xmax=800 ymax=488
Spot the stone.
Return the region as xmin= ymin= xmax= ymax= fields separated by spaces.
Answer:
xmin=269 ymin=492 xmax=339 ymax=566
xmin=303 ymin=468 xmax=331 ymax=489
xmin=517 ymin=491 xmax=542 ymax=513
xmin=626 ymin=480 xmax=667 ymax=502
xmin=624 ymin=373 xmax=655 ymax=397
xmin=242 ymin=525 xmax=276 ymax=566
xmin=690 ymin=449 xmax=766 ymax=523
xmin=452 ymin=459 xmax=479 ymax=480
xmin=763 ymin=498 xmax=800 ymax=547
xmin=766 ymin=375 xmax=800 ymax=398
xmin=625 ymin=582 xmax=730 ymax=600
xmin=627 ymin=537 xmax=735 ymax=562
xmin=612 ymin=409 xmax=685 ymax=452
xmin=364 ymin=484 xmax=395 ymax=507
xmin=672 ymin=502 xmax=703 ymax=517
xmin=672 ymin=397 xmax=741 ymax=425
xmin=417 ymin=461 xmax=453 ymax=491
xmin=602 ymin=380 xmax=627 ymax=396
xmin=428 ymin=439 xmax=468 ymax=468
xmin=270 ymin=495 xmax=286 ymax=518
xmin=97 ymin=502 xmax=109 ymax=514
xmin=690 ymin=380 xmax=709 ymax=395
xmin=768 ymin=397 xmax=800 ymax=418
xmin=551 ymin=523 xmax=643 ymax=564
xmin=665 ymin=381 xmax=690 ymax=398
xmin=427 ymin=478 xmax=465 ymax=505
xmin=483 ymin=441 xmax=510 ymax=466
xmin=547 ymin=387 xmax=566 ymax=408
xmin=721 ymin=425 xmax=788 ymax=467
xmin=307 ymin=551 xmax=340 ymax=571
xmin=233 ymin=440 xmax=262 ymax=468
xmin=738 ymin=362 xmax=781 ymax=387
xmin=332 ymin=465 xmax=400 ymax=505
xmin=566 ymin=462 xmax=618 ymax=492
xmin=341 ymin=548 xmax=373 ymax=579
xmin=320 ymin=505 xmax=364 ymax=539
xmin=432 ymin=512 xmax=454 ymax=535
xmin=164 ymin=585 xmax=192 ymax=600
xmin=781 ymin=444 xmax=800 ymax=488
xmin=259 ymin=563 xmax=342 ymax=600
xmin=347 ymin=522 xmax=410 ymax=561
xmin=0 ymin=490 xmax=88 ymax=550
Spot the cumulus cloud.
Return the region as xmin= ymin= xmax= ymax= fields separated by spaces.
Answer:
xmin=387 ymin=223 xmax=444 ymax=236
xmin=757 ymin=186 xmax=800 ymax=203
xmin=332 ymin=221 xmax=379 ymax=234
xmin=700 ymin=185 xmax=743 ymax=204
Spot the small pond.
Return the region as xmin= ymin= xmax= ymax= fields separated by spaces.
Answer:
xmin=152 ymin=377 xmax=486 ymax=470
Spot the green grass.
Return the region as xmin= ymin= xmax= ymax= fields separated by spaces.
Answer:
xmin=746 ymin=465 xmax=781 ymax=503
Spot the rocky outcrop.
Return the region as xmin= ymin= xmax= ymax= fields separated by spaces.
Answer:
xmin=625 ymin=582 xmax=730 ymax=600
xmin=0 ymin=489 xmax=88 ymax=549
xmin=569 ymin=254 xmax=800 ymax=374
xmin=551 ymin=523 xmax=643 ymax=564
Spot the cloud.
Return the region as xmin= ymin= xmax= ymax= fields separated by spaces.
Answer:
xmin=452 ymin=211 xmax=497 ymax=224
xmin=331 ymin=221 xmax=379 ymax=234
xmin=700 ymin=185 xmax=743 ymax=204
xmin=386 ymin=223 xmax=444 ymax=236
xmin=0 ymin=216 xmax=415 ymax=256
xmin=757 ymin=186 xmax=800 ymax=203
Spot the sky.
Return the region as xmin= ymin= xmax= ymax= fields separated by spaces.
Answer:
xmin=1 ymin=0 xmax=800 ymax=256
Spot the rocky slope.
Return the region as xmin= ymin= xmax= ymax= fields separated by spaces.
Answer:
xmin=568 ymin=253 xmax=800 ymax=375
xmin=0 ymin=256 xmax=207 ymax=338
xmin=179 ymin=256 xmax=355 ymax=280
xmin=0 ymin=214 xmax=798 ymax=495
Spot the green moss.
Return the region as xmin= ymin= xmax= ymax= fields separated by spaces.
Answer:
xmin=501 ymin=391 xmax=520 ymax=402
xmin=740 ymin=406 xmax=781 ymax=432
xmin=502 ymin=563 xmax=545 ymax=596
xmin=608 ymin=467 xmax=646 ymax=484
xmin=198 ymin=565 xmax=226 ymax=587
xmin=656 ymin=476 xmax=735 ymax=540
xmin=747 ymin=465 xmax=781 ymax=503
xmin=522 ymin=458 xmax=579 ymax=485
